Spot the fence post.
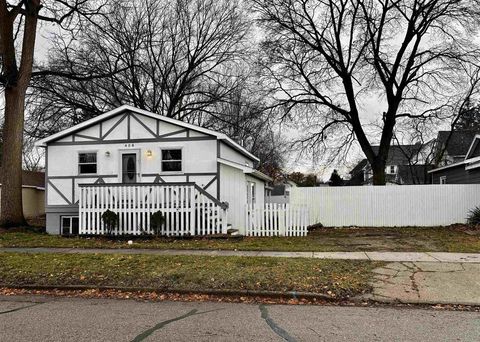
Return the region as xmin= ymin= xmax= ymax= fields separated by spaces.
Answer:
xmin=190 ymin=185 xmax=195 ymax=235
xmin=280 ymin=203 xmax=286 ymax=237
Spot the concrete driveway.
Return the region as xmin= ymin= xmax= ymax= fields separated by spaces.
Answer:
xmin=1 ymin=296 xmax=480 ymax=341
xmin=367 ymin=262 xmax=480 ymax=306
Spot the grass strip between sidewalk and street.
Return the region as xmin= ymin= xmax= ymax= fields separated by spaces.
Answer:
xmin=0 ymin=253 xmax=381 ymax=299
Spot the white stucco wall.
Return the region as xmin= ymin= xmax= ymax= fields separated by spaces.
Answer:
xmin=46 ymin=111 xmax=220 ymax=207
xmin=219 ymin=143 xmax=254 ymax=167
xmin=246 ymin=174 xmax=265 ymax=207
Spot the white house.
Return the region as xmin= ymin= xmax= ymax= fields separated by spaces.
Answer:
xmin=36 ymin=105 xmax=272 ymax=236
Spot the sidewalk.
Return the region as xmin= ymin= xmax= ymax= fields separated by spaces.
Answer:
xmin=1 ymin=247 xmax=480 ymax=263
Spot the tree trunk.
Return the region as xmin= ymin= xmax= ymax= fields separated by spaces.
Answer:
xmin=371 ymin=159 xmax=387 ymax=185
xmin=1 ymin=86 xmax=27 ymax=227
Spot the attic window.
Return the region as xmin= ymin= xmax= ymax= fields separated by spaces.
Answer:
xmin=161 ymin=149 xmax=182 ymax=172
xmin=78 ymin=153 xmax=97 ymax=174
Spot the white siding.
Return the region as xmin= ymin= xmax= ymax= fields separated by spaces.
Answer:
xmin=220 ymin=164 xmax=247 ymax=232
xmin=291 ymin=184 xmax=480 ymax=227
xmin=220 ymin=143 xmax=254 ymax=167
xmin=246 ymin=174 xmax=265 ymax=207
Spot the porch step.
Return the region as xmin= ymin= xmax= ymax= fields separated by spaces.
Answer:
xmin=226 ymin=227 xmax=239 ymax=236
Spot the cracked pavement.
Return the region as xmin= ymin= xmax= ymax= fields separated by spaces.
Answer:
xmin=367 ymin=262 xmax=480 ymax=305
xmin=1 ymin=296 xmax=480 ymax=341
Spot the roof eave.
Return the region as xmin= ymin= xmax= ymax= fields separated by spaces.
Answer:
xmin=34 ymin=105 xmax=259 ymax=162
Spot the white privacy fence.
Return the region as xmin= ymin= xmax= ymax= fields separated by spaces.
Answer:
xmin=290 ymin=184 xmax=480 ymax=227
xmin=245 ymin=203 xmax=309 ymax=236
xmin=79 ymin=183 xmax=228 ymax=236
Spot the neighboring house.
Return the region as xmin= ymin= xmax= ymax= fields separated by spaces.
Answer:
xmin=429 ymin=134 xmax=480 ymax=184
xmin=434 ymin=130 xmax=479 ymax=166
xmin=35 ymin=105 xmax=271 ymax=235
xmin=0 ymin=169 xmax=45 ymax=218
xmin=346 ymin=159 xmax=369 ymax=185
xmin=269 ymin=180 xmax=297 ymax=204
xmin=348 ymin=144 xmax=432 ymax=185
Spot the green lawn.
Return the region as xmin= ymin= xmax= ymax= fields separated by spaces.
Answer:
xmin=0 ymin=226 xmax=479 ymax=252
xmin=0 ymin=253 xmax=379 ymax=298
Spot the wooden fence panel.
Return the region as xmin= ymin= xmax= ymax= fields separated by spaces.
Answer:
xmin=79 ymin=184 xmax=228 ymax=236
xmin=290 ymin=184 xmax=480 ymax=227
xmin=245 ymin=203 xmax=309 ymax=237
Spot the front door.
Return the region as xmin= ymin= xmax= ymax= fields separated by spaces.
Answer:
xmin=122 ymin=153 xmax=137 ymax=183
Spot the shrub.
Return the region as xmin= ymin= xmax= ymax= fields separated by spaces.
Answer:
xmin=467 ymin=206 xmax=480 ymax=225
xmin=102 ymin=210 xmax=119 ymax=236
xmin=150 ymin=211 xmax=165 ymax=235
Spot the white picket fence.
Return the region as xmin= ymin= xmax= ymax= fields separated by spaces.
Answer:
xmin=245 ymin=203 xmax=309 ymax=236
xmin=79 ymin=183 xmax=228 ymax=236
xmin=290 ymin=184 xmax=480 ymax=227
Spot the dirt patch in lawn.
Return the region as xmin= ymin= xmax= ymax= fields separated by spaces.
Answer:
xmin=0 ymin=226 xmax=479 ymax=252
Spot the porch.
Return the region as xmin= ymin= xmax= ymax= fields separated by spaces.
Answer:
xmin=79 ymin=183 xmax=228 ymax=236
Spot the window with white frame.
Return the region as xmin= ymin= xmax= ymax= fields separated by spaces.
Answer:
xmin=78 ymin=152 xmax=97 ymax=174
xmin=440 ymin=176 xmax=447 ymax=184
xmin=246 ymin=181 xmax=256 ymax=204
xmin=161 ymin=149 xmax=182 ymax=172
xmin=61 ymin=216 xmax=79 ymax=235
xmin=386 ymin=165 xmax=396 ymax=174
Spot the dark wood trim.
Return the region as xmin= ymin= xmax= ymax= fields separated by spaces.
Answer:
xmin=203 ymin=176 xmax=217 ymax=191
xmin=79 ymin=182 xmax=196 ymax=187
xmin=50 ymin=136 xmax=215 ymax=146
xmin=131 ymin=113 xmax=157 ymax=138
xmin=74 ymin=134 xmax=100 ymax=141
xmin=157 ymin=129 xmax=188 ymax=139
xmin=48 ymin=175 xmax=118 ymax=179
xmin=194 ymin=184 xmax=228 ymax=210
xmin=127 ymin=113 xmax=131 ymax=140
xmin=101 ymin=112 xmax=128 ymax=140
xmin=48 ymin=180 xmax=73 ymax=205
xmin=142 ymin=172 xmax=217 ymax=177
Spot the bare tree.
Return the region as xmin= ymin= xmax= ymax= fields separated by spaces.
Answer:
xmin=26 ymin=0 xmax=251 ymax=138
xmin=253 ymin=0 xmax=480 ymax=185
xmin=395 ymin=66 xmax=480 ymax=167
xmin=0 ymin=0 xmax=106 ymax=227
xmin=198 ymin=71 xmax=287 ymax=179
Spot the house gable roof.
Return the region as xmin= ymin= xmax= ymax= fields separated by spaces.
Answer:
xmin=349 ymin=158 xmax=368 ymax=175
xmin=35 ymin=105 xmax=259 ymax=162
xmin=0 ymin=169 xmax=45 ymax=189
xmin=465 ymin=134 xmax=480 ymax=160
xmin=429 ymin=134 xmax=480 ymax=173
xmin=371 ymin=144 xmax=425 ymax=165
xmin=436 ymin=130 xmax=480 ymax=157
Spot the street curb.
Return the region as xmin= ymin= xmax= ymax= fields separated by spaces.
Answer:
xmin=2 ymin=284 xmax=479 ymax=308
xmin=0 ymin=284 xmax=338 ymax=302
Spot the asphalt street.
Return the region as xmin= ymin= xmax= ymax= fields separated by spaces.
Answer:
xmin=1 ymin=296 xmax=479 ymax=341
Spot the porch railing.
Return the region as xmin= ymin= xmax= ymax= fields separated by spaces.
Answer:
xmin=245 ymin=203 xmax=309 ymax=237
xmin=79 ymin=183 xmax=228 ymax=236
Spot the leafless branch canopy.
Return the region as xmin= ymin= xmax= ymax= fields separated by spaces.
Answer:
xmin=253 ymin=0 xmax=480 ymax=183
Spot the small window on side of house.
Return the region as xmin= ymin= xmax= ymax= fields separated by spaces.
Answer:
xmin=161 ymin=149 xmax=182 ymax=172
xmin=440 ymin=176 xmax=447 ymax=184
xmin=246 ymin=181 xmax=256 ymax=205
xmin=61 ymin=216 xmax=79 ymax=235
xmin=78 ymin=152 xmax=97 ymax=174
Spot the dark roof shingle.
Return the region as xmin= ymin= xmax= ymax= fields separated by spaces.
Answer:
xmin=436 ymin=130 xmax=480 ymax=157
xmin=0 ymin=169 xmax=45 ymax=188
